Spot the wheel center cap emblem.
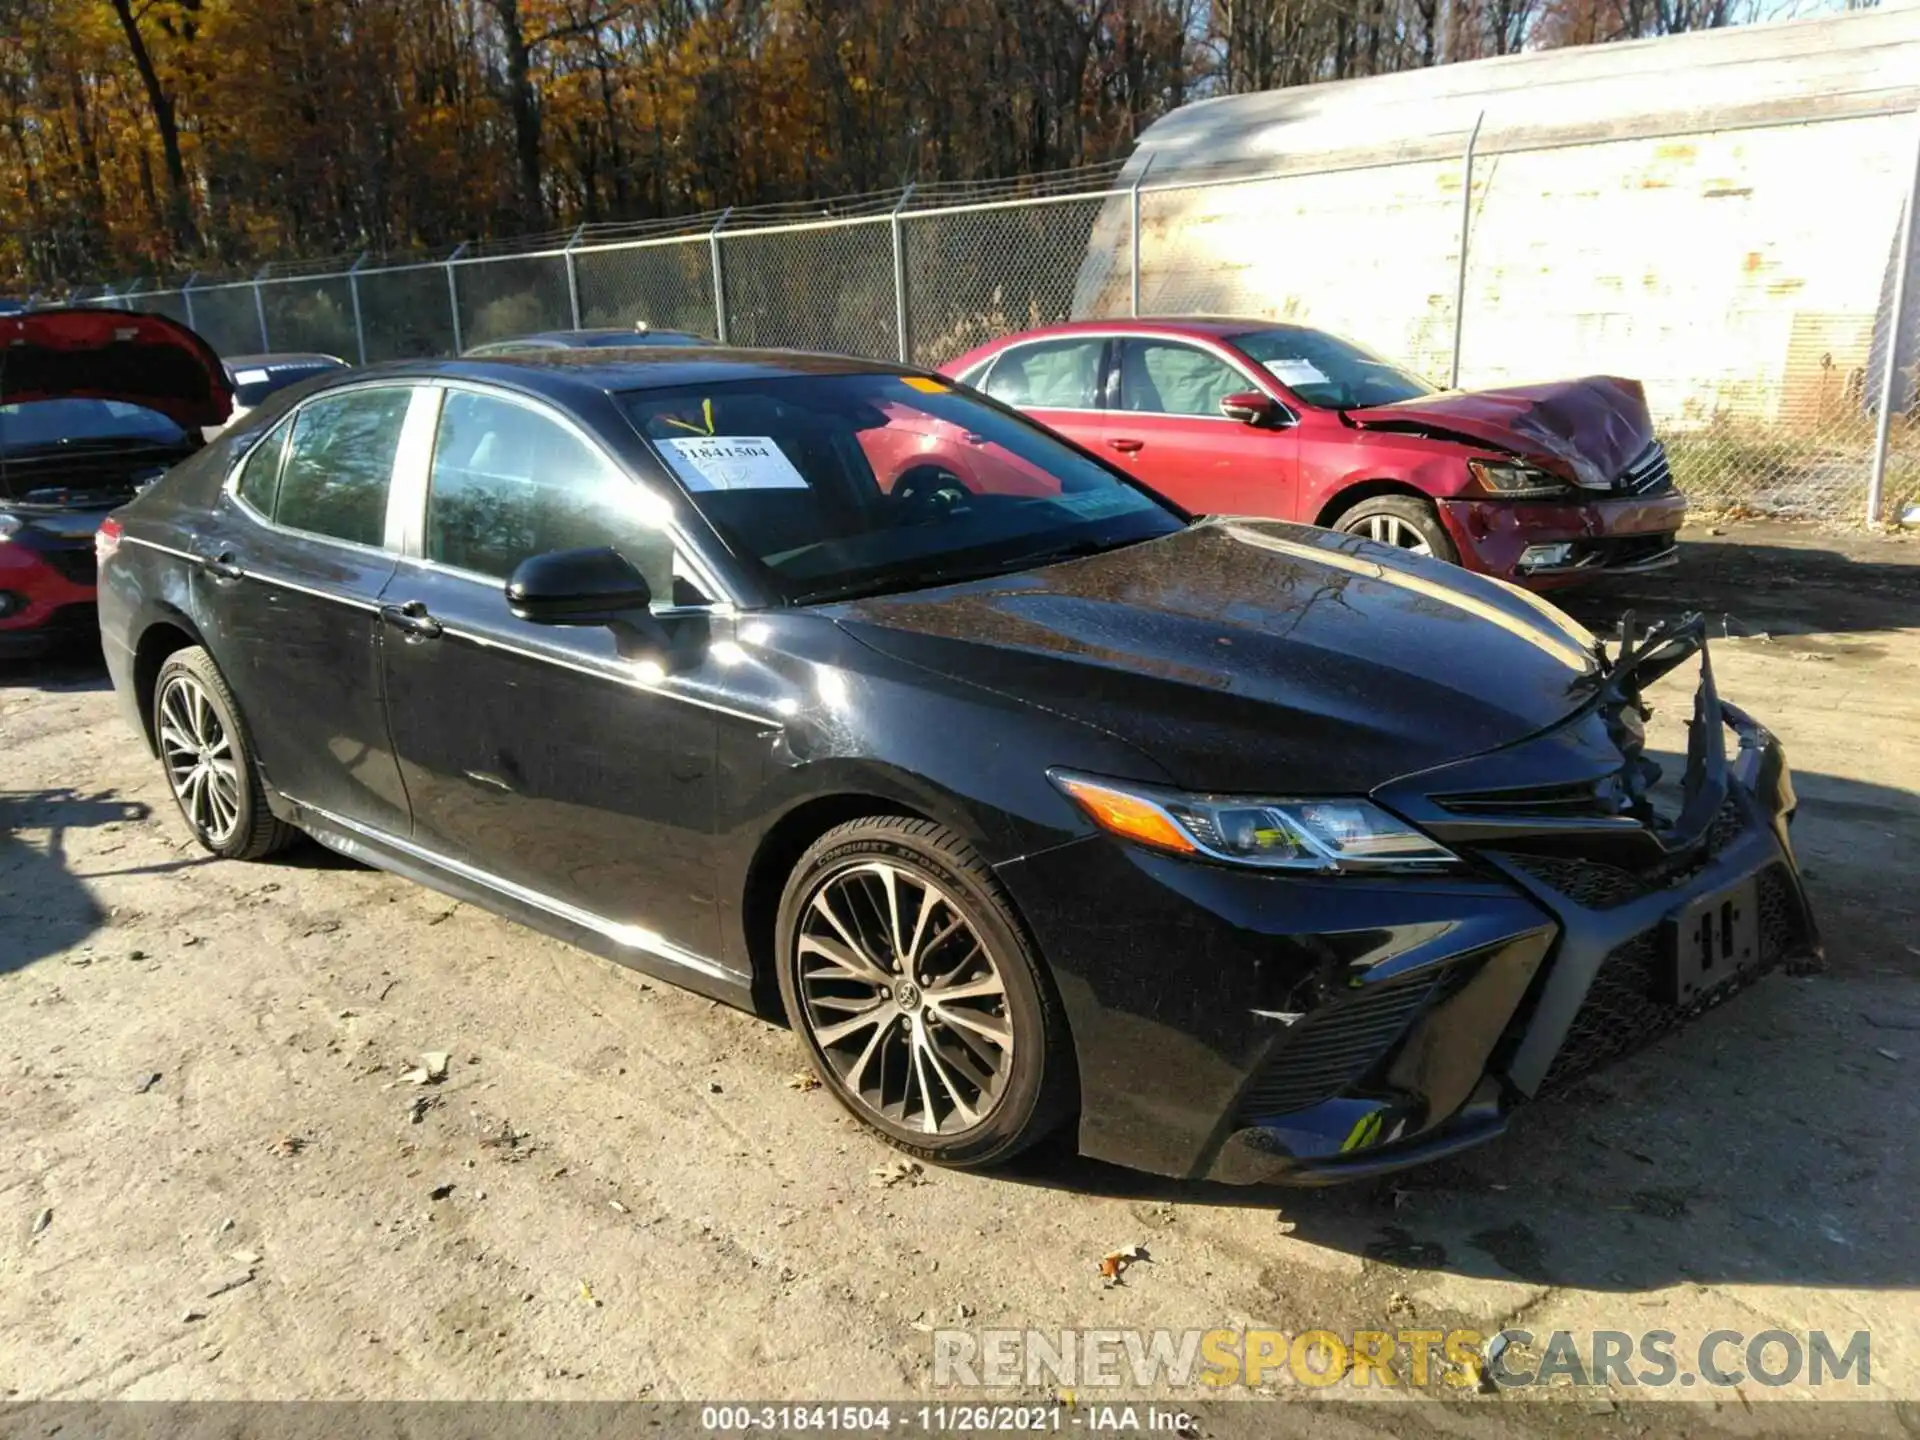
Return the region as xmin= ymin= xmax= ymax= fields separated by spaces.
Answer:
xmin=895 ymin=981 xmax=922 ymax=1012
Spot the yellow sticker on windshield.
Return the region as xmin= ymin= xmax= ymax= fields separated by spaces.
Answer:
xmin=900 ymin=377 xmax=949 ymax=394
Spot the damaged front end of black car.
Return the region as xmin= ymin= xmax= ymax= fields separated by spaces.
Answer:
xmin=997 ymin=609 xmax=1821 ymax=1185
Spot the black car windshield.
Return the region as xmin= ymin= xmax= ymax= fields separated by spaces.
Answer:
xmin=229 ymin=361 xmax=345 ymax=408
xmin=1229 ymin=328 xmax=1433 ymax=410
xmin=623 ymin=374 xmax=1182 ymax=604
xmin=0 ymin=398 xmax=186 ymax=452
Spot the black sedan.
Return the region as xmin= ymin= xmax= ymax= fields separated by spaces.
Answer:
xmin=95 ymin=349 xmax=1821 ymax=1181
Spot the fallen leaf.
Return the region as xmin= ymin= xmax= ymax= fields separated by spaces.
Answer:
xmin=869 ymin=1158 xmax=925 ymax=1189
xmin=578 ymin=1279 xmax=602 ymax=1307
xmin=270 ymin=1135 xmax=307 ymax=1157
xmin=785 ymin=1072 xmax=821 ymax=1092
xmin=1098 ymin=1243 xmax=1150 ymax=1285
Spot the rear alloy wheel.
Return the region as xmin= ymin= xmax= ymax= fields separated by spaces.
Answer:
xmin=153 ymin=646 xmax=296 ymax=861
xmin=1335 ymin=495 xmax=1458 ymax=564
xmin=776 ymin=817 xmax=1073 ymax=1168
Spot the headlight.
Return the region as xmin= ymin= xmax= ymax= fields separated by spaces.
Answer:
xmin=0 ymin=513 xmax=20 ymax=542
xmin=1051 ymin=771 xmax=1458 ymax=872
xmin=1467 ymin=458 xmax=1574 ymax=499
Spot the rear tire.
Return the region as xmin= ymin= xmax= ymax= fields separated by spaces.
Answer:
xmin=1334 ymin=494 xmax=1458 ymax=563
xmin=775 ymin=816 xmax=1074 ymax=1169
xmin=152 ymin=646 xmax=296 ymax=861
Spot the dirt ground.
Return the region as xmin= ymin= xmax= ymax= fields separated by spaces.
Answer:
xmin=3 ymin=519 xmax=1919 ymax=1428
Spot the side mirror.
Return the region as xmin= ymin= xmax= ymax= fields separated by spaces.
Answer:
xmin=506 ymin=546 xmax=653 ymax=625
xmin=1219 ymin=390 xmax=1282 ymax=427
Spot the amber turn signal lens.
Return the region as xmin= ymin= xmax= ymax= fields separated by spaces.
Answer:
xmin=1056 ymin=776 xmax=1197 ymax=854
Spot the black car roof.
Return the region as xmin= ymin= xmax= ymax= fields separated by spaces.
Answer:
xmin=338 ymin=347 xmax=912 ymax=403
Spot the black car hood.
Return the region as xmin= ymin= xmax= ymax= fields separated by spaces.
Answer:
xmin=836 ymin=519 xmax=1602 ymax=795
xmin=1 ymin=307 xmax=232 ymax=431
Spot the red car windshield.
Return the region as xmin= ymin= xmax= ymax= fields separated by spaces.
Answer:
xmin=1230 ymin=328 xmax=1433 ymax=411
xmin=624 ymin=374 xmax=1181 ymax=604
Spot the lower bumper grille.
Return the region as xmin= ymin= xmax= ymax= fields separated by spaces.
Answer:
xmin=1236 ymin=970 xmax=1441 ymax=1121
xmin=1540 ymin=863 xmax=1804 ymax=1091
xmin=38 ymin=547 xmax=98 ymax=586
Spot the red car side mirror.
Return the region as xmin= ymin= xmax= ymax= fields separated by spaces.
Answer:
xmin=1220 ymin=391 xmax=1282 ymax=426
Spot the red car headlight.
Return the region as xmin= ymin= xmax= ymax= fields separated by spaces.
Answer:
xmin=1467 ymin=458 xmax=1575 ymax=499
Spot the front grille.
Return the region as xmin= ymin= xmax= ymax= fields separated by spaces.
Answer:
xmin=38 ymin=547 xmax=97 ymax=586
xmin=1615 ymin=440 xmax=1674 ymax=496
xmin=1495 ymin=799 xmax=1746 ymax=910
xmin=1236 ymin=969 xmax=1441 ymax=1121
xmin=1440 ymin=779 xmax=1615 ymax=820
xmin=1540 ymin=864 xmax=1803 ymax=1091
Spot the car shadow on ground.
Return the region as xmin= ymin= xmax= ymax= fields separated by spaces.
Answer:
xmin=0 ymin=786 xmax=147 ymax=975
xmin=0 ymin=645 xmax=111 ymax=694
xmin=1007 ymin=759 xmax=1920 ymax=1296
xmin=1562 ymin=529 xmax=1920 ymax=641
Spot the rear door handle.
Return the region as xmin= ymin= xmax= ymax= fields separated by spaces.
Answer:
xmin=196 ymin=550 xmax=245 ymax=581
xmin=1107 ymin=438 xmax=1144 ymax=454
xmin=380 ymin=600 xmax=443 ymax=641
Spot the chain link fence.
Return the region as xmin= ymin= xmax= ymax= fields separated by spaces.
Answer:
xmin=106 ymin=108 xmax=1919 ymax=525
xmin=575 ymin=235 xmax=717 ymax=336
xmin=453 ymin=254 xmax=574 ymax=351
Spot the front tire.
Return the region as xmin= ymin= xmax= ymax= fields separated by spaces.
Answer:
xmin=775 ymin=817 xmax=1074 ymax=1169
xmin=1334 ymin=494 xmax=1458 ymax=563
xmin=153 ymin=646 xmax=296 ymax=861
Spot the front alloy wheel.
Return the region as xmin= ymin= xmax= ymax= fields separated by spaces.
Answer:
xmin=776 ymin=817 xmax=1073 ymax=1168
xmin=797 ymin=861 xmax=1014 ymax=1134
xmin=1334 ymin=495 xmax=1459 ymax=564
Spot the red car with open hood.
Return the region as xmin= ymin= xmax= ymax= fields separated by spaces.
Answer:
xmin=0 ymin=307 xmax=232 ymax=656
xmin=943 ymin=318 xmax=1684 ymax=588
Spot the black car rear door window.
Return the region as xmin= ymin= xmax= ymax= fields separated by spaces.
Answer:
xmin=273 ymin=387 xmax=413 ymax=547
xmin=424 ymin=390 xmax=678 ymax=600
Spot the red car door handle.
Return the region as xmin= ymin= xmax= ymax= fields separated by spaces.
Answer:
xmin=1107 ymin=438 xmax=1144 ymax=454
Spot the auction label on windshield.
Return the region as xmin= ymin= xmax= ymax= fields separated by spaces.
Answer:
xmin=660 ymin=436 xmax=810 ymax=492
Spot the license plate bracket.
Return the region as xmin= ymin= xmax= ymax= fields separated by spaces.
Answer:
xmin=1662 ymin=874 xmax=1761 ymax=1005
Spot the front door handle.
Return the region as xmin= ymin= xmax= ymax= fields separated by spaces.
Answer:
xmin=196 ymin=550 xmax=244 ymax=581
xmin=380 ymin=600 xmax=443 ymax=641
xmin=1107 ymin=438 xmax=1145 ymax=454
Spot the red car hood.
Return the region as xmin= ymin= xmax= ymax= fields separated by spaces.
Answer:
xmin=1 ymin=307 xmax=233 ymax=431
xmin=1345 ymin=376 xmax=1652 ymax=490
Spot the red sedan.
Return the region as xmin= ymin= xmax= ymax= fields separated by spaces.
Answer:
xmin=943 ymin=319 xmax=1685 ymax=588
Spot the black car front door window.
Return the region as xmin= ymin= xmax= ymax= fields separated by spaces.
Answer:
xmin=424 ymin=388 xmax=679 ymax=600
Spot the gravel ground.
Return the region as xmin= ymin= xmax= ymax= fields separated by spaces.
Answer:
xmin=2 ymin=522 xmax=1918 ymax=1427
